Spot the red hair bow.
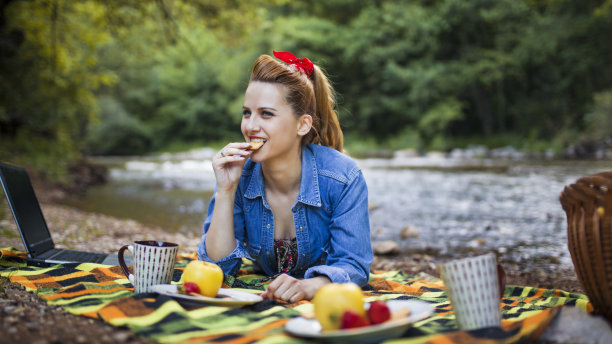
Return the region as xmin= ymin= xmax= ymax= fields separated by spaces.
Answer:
xmin=273 ymin=51 xmax=314 ymax=78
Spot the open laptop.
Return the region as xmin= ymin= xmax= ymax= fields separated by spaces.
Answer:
xmin=0 ymin=162 xmax=131 ymax=266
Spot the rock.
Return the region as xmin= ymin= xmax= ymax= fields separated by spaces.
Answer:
xmin=373 ymin=241 xmax=400 ymax=256
xmin=393 ymin=149 xmax=418 ymax=158
xmin=538 ymin=307 xmax=612 ymax=344
xmin=400 ymin=226 xmax=419 ymax=239
xmin=468 ymin=238 xmax=486 ymax=247
xmin=368 ymin=202 xmax=379 ymax=211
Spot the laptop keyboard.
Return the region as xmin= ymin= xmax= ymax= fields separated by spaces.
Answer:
xmin=50 ymin=249 xmax=108 ymax=263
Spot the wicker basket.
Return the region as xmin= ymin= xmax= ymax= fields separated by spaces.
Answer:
xmin=559 ymin=171 xmax=612 ymax=323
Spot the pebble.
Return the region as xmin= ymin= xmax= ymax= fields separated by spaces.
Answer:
xmin=400 ymin=225 xmax=419 ymax=239
xmin=373 ymin=241 xmax=400 ymax=255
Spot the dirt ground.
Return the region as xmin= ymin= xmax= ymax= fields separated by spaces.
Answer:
xmin=0 ymin=170 xmax=586 ymax=343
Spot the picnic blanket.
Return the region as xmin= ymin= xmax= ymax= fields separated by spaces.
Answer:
xmin=0 ymin=247 xmax=592 ymax=343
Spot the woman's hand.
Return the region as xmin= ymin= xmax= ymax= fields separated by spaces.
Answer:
xmin=261 ymin=274 xmax=331 ymax=303
xmin=213 ymin=142 xmax=252 ymax=192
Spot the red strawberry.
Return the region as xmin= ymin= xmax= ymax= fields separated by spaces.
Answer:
xmin=367 ymin=301 xmax=391 ymax=324
xmin=183 ymin=282 xmax=201 ymax=294
xmin=340 ymin=310 xmax=370 ymax=329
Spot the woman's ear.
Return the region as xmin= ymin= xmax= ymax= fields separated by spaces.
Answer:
xmin=297 ymin=114 xmax=313 ymax=137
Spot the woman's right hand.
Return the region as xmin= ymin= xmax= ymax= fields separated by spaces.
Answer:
xmin=212 ymin=142 xmax=252 ymax=192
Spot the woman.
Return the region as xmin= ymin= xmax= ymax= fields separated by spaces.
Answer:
xmin=197 ymin=51 xmax=372 ymax=302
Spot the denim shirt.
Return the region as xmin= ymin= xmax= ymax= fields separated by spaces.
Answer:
xmin=197 ymin=144 xmax=372 ymax=286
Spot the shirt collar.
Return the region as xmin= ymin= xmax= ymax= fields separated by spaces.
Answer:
xmin=244 ymin=144 xmax=321 ymax=207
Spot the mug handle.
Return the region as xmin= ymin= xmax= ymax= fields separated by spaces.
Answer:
xmin=118 ymin=245 xmax=134 ymax=285
xmin=497 ymin=263 xmax=507 ymax=298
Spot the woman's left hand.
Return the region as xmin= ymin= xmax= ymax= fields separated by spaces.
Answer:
xmin=262 ymin=274 xmax=330 ymax=303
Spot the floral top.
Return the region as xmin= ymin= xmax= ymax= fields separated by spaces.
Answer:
xmin=274 ymin=238 xmax=298 ymax=274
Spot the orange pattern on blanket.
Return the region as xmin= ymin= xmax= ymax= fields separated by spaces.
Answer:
xmin=183 ymin=319 xmax=291 ymax=344
xmin=42 ymin=283 xmax=127 ymax=301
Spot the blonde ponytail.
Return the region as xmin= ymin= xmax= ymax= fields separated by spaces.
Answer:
xmin=309 ymin=65 xmax=344 ymax=152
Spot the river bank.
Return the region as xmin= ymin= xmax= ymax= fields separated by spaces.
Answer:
xmin=1 ymin=170 xmax=586 ymax=292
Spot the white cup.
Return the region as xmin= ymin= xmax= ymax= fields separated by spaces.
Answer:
xmin=439 ymin=253 xmax=506 ymax=330
xmin=118 ymin=240 xmax=179 ymax=293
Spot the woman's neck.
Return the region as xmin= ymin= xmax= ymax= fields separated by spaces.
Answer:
xmin=261 ymin=146 xmax=302 ymax=195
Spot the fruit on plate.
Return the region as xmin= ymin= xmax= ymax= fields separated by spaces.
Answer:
xmin=312 ymin=282 xmax=365 ymax=331
xmin=367 ymin=300 xmax=391 ymax=324
xmin=181 ymin=260 xmax=223 ymax=297
xmin=183 ymin=282 xmax=201 ymax=295
xmin=340 ymin=310 xmax=370 ymax=329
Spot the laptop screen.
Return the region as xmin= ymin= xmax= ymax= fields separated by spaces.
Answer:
xmin=0 ymin=162 xmax=55 ymax=256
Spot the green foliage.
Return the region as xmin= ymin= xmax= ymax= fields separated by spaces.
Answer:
xmin=2 ymin=0 xmax=612 ymax=179
xmin=584 ymin=90 xmax=612 ymax=142
xmin=86 ymin=96 xmax=152 ymax=155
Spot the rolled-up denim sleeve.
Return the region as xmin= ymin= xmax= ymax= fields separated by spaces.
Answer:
xmin=304 ymin=169 xmax=372 ymax=286
xmin=196 ymin=191 xmax=251 ymax=276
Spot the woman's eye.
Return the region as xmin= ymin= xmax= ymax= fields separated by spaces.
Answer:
xmin=242 ymin=110 xmax=251 ymax=117
xmin=262 ymin=111 xmax=274 ymax=117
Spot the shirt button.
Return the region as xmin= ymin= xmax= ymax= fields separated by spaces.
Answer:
xmin=299 ymin=227 xmax=303 ymax=231
xmin=302 ymin=254 xmax=306 ymax=257
xmin=266 ymin=224 xmax=271 ymax=229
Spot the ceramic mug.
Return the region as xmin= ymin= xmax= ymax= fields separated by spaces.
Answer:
xmin=439 ymin=253 xmax=506 ymax=331
xmin=118 ymin=240 xmax=179 ymax=293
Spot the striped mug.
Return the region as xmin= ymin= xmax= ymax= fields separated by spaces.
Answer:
xmin=439 ymin=253 xmax=506 ymax=330
xmin=118 ymin=241 xmax=179 ymax=293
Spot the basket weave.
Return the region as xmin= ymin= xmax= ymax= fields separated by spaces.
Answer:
xmin=559 ymin=171 xmax=612 ymax=323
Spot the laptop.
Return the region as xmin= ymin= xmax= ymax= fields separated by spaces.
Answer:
xmin=0 ymin=162 xmax=132 ymax=266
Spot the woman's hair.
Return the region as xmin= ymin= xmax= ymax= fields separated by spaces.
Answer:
xmin=249 ymin=54 xmax=344 ymax=152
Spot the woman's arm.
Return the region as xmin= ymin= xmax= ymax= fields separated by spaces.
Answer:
xmin=305 ymin=169 xmax=372 ymax=285
xmin=204 ymin=190 xmax=240 ymax=260
xmin=202 ymin=142 xmax=252 ymax=261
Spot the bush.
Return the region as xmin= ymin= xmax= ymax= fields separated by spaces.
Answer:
xmin=85 ymin=96 xmax=153 ymax=156
xmin=584 ymin=90 xmax=612 ymax=144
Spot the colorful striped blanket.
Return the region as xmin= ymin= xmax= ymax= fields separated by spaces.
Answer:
xmin=0 ymin=248 xmax=591 ymax=343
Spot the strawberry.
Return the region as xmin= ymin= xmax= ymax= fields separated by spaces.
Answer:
xmin=183 ymin=282 xmax=201 ymax=295
xmin=340 ymin=310 xmax=370 ymax=329
xmin=367 ymin=301 xmax=391 ymax=324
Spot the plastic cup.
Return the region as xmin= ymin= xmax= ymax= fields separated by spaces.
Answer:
xmin=439 ymin=253 xmax=504 ymax=330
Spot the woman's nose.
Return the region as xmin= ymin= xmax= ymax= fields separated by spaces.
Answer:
xmin=243 ymin=115 xmax=260 ymax=131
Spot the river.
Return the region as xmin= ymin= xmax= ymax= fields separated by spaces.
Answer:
xmin=66 ymin=148 xmax=612 ymax=273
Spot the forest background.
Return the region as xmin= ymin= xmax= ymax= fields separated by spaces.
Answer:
xmin=1 ymin=0 xmax=612 ymax=182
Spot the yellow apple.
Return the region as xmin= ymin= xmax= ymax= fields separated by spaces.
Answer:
xmin=312 ymin=282 xmax=365 ymax=331
xmin=181 ymin=260 xmax=223 ymax=297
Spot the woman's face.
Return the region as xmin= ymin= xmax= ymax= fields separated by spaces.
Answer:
xmin=241 ymin=81 xmax=310 ymax=163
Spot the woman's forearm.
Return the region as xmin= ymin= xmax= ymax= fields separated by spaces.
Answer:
xmin=205 ymin=190 xmax=238 ymax=261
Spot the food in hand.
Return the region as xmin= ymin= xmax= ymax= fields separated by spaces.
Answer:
xmin=249 ymin=140 xmax=265 ymax=150
xmin=181 ymin=260 xmax=223 ymax=297
xmin=340 ymin=310 xmax=370 ymax=329
xmin=312 ymin=282 xmax=365 ymax=331
xmin=367 ymin=300 xmax=391 ymax=324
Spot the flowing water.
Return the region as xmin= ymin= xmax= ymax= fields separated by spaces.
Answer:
xmin=67 ymin=149 xmax=612 ymax=272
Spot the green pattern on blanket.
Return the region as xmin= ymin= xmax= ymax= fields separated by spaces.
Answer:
xmin=0 ymin=248 xmax=592 ymax=343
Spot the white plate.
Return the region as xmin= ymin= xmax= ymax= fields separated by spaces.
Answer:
xmin=285 ymin=300 xmax=434 ymax=343
xmin=150 ymin=284 xmax=263 ymax=307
